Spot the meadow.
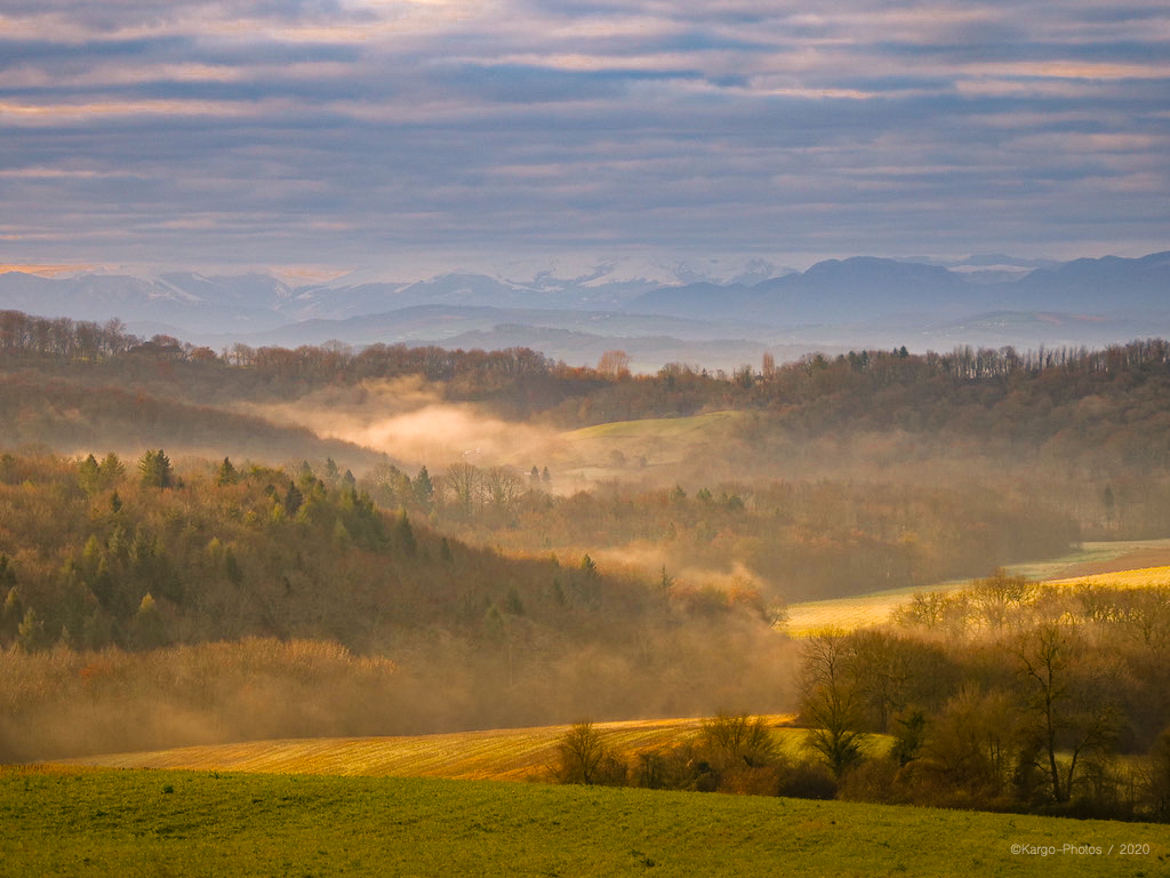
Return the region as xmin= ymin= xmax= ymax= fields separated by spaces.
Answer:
xmin=556 ymin=410 xmax=745 ymax=479
xmin=562 ymin=410 xmax=744 ymax=443
xmin=2 ymin=765 xmax=1166 ymax=877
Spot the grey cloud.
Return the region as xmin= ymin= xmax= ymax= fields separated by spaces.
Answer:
xmin=0 ymin=0 xmax=1166 ymax=269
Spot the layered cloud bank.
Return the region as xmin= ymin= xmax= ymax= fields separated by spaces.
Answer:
xmin=1 ymin=1 xmax=1168 ymax=269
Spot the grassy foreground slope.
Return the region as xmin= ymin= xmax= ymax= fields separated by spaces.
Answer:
xmin=2 ymin=767 xmax=1166 ymax=877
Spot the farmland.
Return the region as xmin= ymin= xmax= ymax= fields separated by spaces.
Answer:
xmin=3 ymin=766 xmax=1167 ymax=877
xmin=59 ymin=716 xmax=799 ymax=781
xmin=784 ymin=539 xmax=1170 ymax=636
xmin=4 ymin=332 xmax=1170 ymax=850
xmin=564 ymin=410 xmax=743 ymax=443
xmin=556 ymin=410 xmax=745 ymax=477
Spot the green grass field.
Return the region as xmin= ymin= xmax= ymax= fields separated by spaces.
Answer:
xmin=2 ymin=766 xmax=1166 ymax=877
xmin=563 ymin=411 xmax=744 ymax=442
xmin=558 ymin=411 xmax=745 ymax=476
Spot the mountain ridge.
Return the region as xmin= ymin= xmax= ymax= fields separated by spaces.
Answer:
xmin=3 ymin=251 xmax=1167 ymax=368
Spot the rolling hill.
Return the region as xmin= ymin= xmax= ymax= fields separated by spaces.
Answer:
xmin=57 ymin=716 xmax=798 ymax=781
xmin=3 ymin=767 xmax=1166 ymax=876
xmin=783 ymin=540 xmax=1170 ymax=636
xmin=5 ymin=250 xmax=1169 ymax=366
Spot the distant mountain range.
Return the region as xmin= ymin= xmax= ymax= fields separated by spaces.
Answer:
xmin=2 ymin=251 xmax=1167 ymax=371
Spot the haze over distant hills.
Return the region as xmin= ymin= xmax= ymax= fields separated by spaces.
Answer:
xmin=2 ymin=251 xmax=1167 ymax=372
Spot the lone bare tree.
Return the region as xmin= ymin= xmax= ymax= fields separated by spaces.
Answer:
xmin=1015 ymin=622 xmax=1118 ymax=803
xmin=799 ymin=629 xmax=866 ymax=778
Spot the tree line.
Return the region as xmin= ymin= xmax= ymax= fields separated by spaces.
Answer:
xmin=7 ymin=308 xmax=1170 ymax=426
xmin=358 ymin=460 xmax=1076 ymax=602
xmin=551 ymin=573 xmax=1170 ymax=822
xmin=796 ymin=571 xmax=1170 ymax=820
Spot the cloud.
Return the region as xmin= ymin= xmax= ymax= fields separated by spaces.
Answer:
xmin=0 ymin=0 xmax=1167 ymax=269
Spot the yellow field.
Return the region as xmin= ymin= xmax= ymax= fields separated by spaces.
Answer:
xmin=784 ymin=591 xmax=929 ymax=636
xmin=1047 ymin=564 xmax=1170 ymax=589
xmin=783 ymin=540 xmax=1170 ymax=637
xmin=59 ymin=715 xmax=799 ymax=781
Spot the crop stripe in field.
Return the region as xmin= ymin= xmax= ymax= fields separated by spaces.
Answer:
xmin=59 ymin=716 xmax=799 ymax=780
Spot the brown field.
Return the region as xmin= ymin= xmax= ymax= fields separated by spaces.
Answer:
xmin=56 ymin=715 xmax=799 ymax=781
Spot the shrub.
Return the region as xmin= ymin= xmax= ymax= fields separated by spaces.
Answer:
xmin=553 ymin=721 xmax=626 ymax=786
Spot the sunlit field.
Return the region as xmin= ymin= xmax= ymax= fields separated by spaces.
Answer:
xmin=784 ymin=540 xmax=1170 ymax=636
xmin=58 ymin=716 xmax=797 ymax=781
xmin=2 ymin=766 xmax=1166 ymax=877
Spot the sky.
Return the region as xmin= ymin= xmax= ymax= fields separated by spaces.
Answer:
xmin=1 ymin=0 xmax=1169 ymax=277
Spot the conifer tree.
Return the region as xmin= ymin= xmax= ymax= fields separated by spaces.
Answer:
xmin=413 ymin=465 xmax=434 ymax=508
xmin=284 ymin=480 xmax=303 ymax=515
xmin=397 ymin=510 xmax=416 ymax=555
xmin=77 ymin=454 xmax=101 ymax=494
xmin=16 ymin=607 xmax=46 ymax=652
xmin=138 ymin=449 xmax=173 ymax=488
xmin=99 ymin=452 xmax=125 ymax=486
xmin=216 ymin=456 xmax=239 ymax=486
xmin=324 ymin=457 xmax=340 ymax=486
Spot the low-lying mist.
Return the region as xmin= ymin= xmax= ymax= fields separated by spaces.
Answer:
xmin=242 ymin=378 xmax=567 ymax=473
xmin=2 ymin=624 xmax=798 ymax=762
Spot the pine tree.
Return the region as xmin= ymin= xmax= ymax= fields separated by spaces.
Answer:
xmin=132 ymin=593 xmax=168 ymax=649
xmin=224 ymin=547 xmax=242 ymax=585
xmin=1 ymin=585 xmax=22 ymax=640
xmin=284 ymin=480 xmax=303 ymax=515
xmin=138 ymin=449 xmax=173 ymax=488
xmin=414 ymin=466 xmax=434 ymax=508
xmin=0 ymin=554 xmax=14 ymax=589
xmin=324 ymin=457 xmax=340 ymax=486
xmin=16 ymin=607 xmax=46 ymax=652
xmin=78 ymin=454 xmax=102 ymax=494
xmin=99 ymin=452 xmax=125 ymax=486
xmin=298 ymin=460 xmax=315 ymax=489
xmin=217 ymin=456 xmax=239 ymax=486
xmin=397 ymin=510 xmax=416 ymax=555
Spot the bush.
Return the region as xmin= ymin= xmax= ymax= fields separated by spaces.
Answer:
xmin=836 ymin=758 xmax=900 ymax=803
xmin=775 ymin=760 xmax=838 ymax=800
xmin=553 ymin=721 xmax=626 ymax=786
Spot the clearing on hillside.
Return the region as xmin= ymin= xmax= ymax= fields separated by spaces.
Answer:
xmin=557 ymin=411 xmax=744 ymax=477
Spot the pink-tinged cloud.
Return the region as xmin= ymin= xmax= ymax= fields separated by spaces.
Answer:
xmin=0 ymin=0 xmax=1165 ymax=267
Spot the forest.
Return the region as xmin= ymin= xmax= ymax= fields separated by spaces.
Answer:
xmin=0 ymin=450 xmax=791 ymax=761
xmin=6 ymin=308 xmax=1168 ymax=591
xmin=548 ymin=571 xmax=1170 ymax=823
xmin=3 ymin=309 xmax=1170 ymax=822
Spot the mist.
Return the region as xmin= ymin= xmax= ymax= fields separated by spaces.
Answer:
xmin=1 ymin=621 xmax=798 ymax=762
xmin=242 ymin=378 xmax=567 ymax=473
